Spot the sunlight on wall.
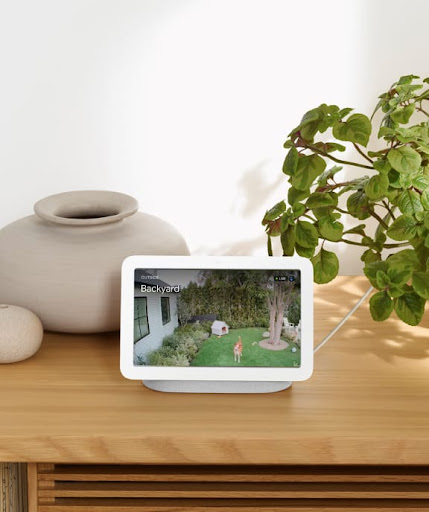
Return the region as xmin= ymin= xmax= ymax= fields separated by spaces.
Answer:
xmin=103 ymin=0 xmax=365 ymax=258
xmin=4 ymin=0 xmax=427 ymax=274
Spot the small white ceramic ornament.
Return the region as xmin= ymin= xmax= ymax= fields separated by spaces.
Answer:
xmin=0 ymin=305 xmax=44 ymax=363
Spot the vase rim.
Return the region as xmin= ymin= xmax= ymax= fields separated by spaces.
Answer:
xmin=34 ymin=190 xmax=139 ymax=226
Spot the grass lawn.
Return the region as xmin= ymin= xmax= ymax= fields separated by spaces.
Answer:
xmin=190 ymin=327 xmax=300 ymax=367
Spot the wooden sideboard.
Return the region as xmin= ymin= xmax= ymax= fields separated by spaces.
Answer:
xmin=1 ymin=276 xmax=429 ymax=511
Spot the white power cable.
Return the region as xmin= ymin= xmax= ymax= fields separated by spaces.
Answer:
xmin=313 ymin=285 xmax=374 ymax=354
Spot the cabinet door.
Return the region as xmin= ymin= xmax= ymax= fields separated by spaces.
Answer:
xmin=30 ymin=463 xmax=429 ymax=511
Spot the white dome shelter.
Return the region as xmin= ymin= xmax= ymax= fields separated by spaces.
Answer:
xmin=211 ymin=320 xmax=229 ymax=336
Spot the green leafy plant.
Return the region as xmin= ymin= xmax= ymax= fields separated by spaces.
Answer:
xmin=262 ymin=74 xmax=429 ymax=326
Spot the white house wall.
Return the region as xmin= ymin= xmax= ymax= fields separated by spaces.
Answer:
xmin=134 ymin=290 xmax=178 ymax=362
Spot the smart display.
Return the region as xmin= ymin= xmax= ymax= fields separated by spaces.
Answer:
xmin=120 ymin=256 xmax=313 ymax=391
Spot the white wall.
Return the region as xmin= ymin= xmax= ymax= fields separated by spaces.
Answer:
xmin=1 ymin=0 xmax=428 ymax=273
xmin=134 ymin=292 xmax=178 ymax=361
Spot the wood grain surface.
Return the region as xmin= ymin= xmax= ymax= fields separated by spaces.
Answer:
xmin=0 ymin=276 xmax=428 ymax=465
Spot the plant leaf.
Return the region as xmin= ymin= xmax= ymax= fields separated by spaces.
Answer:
xmin=387 ymin=146 xmax=422 ymax=174
xmin=306 ymin=192 xmax=338 ymax=209
xmin=347 ymin=190 xmax=371 ymax=220
xmin=295 ymin=243 xmax=315 ymax=258
xmin=283 ymin=147 xmax=299 ymax=176
xmin=292 ymin=154 xmax=327 ymax=191
xmin=394 ymin=292 xmax=425 ymax=325
xmin=387 ymin=249 xmax=421 ymax=269
xmin=373 ymin=158 xmax=391 ymax=174
xmin=364 ymin=260 xmax=389 ymax=288
xmin=386 ymin=215 xmax=418 ymax=241
xmin=317 ymin=165 xmax=342 ymax=187
xmin=280 ymin=210 xmax=294 ymax=231
xmin=288 ymin=187 xmax=309 ymax=206
xmin=390 ymin=103 xmax=415 ymax=124
xmin=345 ymin=223 xmax=367 ymax=236
xmin=281 ymin=225 xmax=295 ymax=256
xmin=332 ymin=113 xmax=372 ymax=147
xmin=395 ymin=189 xmax=423 ymax=215
xmin=398 ymin=74 xmax=420 ymax=85
xmin=293 ymin=107 xmax=321 ymax=141
xmin=421 ymin=189 xmax=429 ymax=210
xmin=295 ymin=220 xmax=319 ymax=248
xmin=370 ymin=291 xmax=394 ymax=321
xmin=311 ymin=248 xmax=339 ymax=284
xmin=361 ymin=249 xmax=381 ymax=264
xmin=365 ymin=174 xmax=389 ymax=200
xmin=318 ymin=215 xmax=344 ymax=242
xmin=375 ymin=270 xmax=390 ymax=290
xmin=262 ymin=201 xmax=286 ymax=224
xmin=267 ymin=235 xmax=273 ymax=256
xmin=387 ymin=266 xmax=413 ymax=286
xmin=412 ymin=271 xmax=429 ymax=299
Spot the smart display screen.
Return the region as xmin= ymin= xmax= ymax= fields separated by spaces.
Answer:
xmin=133 ymin=268 xmax=301 ymax=368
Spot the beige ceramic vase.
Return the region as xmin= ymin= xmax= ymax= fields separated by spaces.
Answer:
xmin=0 ymin=191 xmax=190 ymax=333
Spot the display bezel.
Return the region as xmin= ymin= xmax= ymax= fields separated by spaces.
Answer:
xmin=120 ymin=255 xmax=313 ymax=381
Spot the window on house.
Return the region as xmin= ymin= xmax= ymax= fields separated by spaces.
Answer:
xmin=161 ymin=297 xmax=171 ymax=325
xmin=134 ymin=297 xmax=149 ymax=343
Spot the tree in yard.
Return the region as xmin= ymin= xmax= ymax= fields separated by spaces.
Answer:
xmin=176 ymin=295 xmax=192 ymax=326
xmin=287 ymin=292 xmax=301 ymax=326
xmin=267 ymin=274 xmax=299 ymax=345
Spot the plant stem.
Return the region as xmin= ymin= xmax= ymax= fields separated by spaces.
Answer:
xmin=303 ymin=214 xmax=317 ymax=222
xmin=316 ymin=181 xmax=356 ymax=193
xmin=339 ymin=238 xmax=368 ymax=247
xmin=353 ymin=143 xmax=374 ymax=164
xmin=383 ymin=242 xmax=410 ymax=248
xmin=300 ymin=141 xmax=374 ymax=170
xmin=381 ymin=200 xmax=396 ymax=221
xmin=315 ymin=150 xmax=374 ymax=170
xmin=336 ymin=207 xmax=350 ymax=215
xmin=369 ymin=210 xmax=389 ymax=230
xmin=340 ymin=238 xmax=410 ymax=249
xmin=416 ymin=106 xmax=429 ymax=117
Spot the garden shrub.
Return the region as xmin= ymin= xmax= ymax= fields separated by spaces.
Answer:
xmin=146 ymin=323 xmax=208 ymax=366
xmin=200 ymin=321 xmax=212 ymax=335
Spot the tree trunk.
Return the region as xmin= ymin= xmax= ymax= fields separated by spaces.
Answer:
xmin=268 ymin=294 xmax=276 ymax=344
xmin=268 ymin=281 xmax=293 ymax=345
xmin=272 ymin=305 xmax=284 ymax=345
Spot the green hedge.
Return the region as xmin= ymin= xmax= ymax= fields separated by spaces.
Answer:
xmin=147 ymin=323 xmax=210 ymax=366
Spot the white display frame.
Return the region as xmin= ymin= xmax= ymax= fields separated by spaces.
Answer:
xmin=120 ymin=255 xmax=313 ymax=387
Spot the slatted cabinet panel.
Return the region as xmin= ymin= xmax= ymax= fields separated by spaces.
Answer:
xmin=30 ymin=464 xmax=429 ymax=511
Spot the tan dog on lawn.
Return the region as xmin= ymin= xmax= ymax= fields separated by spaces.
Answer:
xmin=233 ymin=336 xmax=243 ymax=363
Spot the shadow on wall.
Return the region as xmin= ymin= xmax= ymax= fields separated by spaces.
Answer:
xmin=231 ymin=162 xmax=284 ymax=219
xmin=195 ymin=161 xmax=284 ymax=256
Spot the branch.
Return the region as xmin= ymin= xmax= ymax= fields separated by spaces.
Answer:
xmin=369 ymin=210 xmax=389 ymax=230
xmin=381 ymin=200 xmax=397 ymax=221
xmin=298 ymin=140 xmax=374 ymax=170
xmin=339 ymin=238 xmax=410 ymax=249
xmin=383 ymin=242 xmax=410 ymax=249
xmin=416 ymin=105 xmax=429 ymax=117
xmin=313 ymin=149 xmax=374 ymax=170
xmin=316 ymin=181 xmax=357 ymax=193
xmin=353 ymin=143 xmax=374 ymax=165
